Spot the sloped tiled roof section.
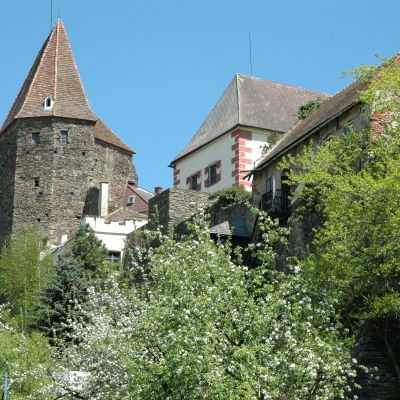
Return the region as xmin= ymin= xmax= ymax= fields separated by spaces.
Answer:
xmin=105 ymin=207 xmax=147 ymax=223
xmin=1 ymin=19 xmax=96 ymax=132
xmin=1 ymin=19 xmax=134 ymax=155
xmin=94 ymin=117 xmax=135 ymax=154
xmin=255 ymin=78 xmax=369 ymax=169
xmin=171 ymin=74 xmax=329 ymax=164
xmin=123 ymin=185 xmax=154 ymax=213
xmin=209 ymin=216 xmax=251 ymax=237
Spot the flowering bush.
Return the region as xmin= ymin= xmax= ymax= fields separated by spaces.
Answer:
xmin=37 ymin=210 xmax=357 ymax=399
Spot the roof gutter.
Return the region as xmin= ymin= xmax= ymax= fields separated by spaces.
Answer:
xmin=246 ymin=102 xmax=358 ymax=178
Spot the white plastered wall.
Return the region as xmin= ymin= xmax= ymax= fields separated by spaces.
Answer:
xmin=175 ymin=129 xmax=269 ymax=193
xmin=82 ymin=216 xmax=147 ymax=261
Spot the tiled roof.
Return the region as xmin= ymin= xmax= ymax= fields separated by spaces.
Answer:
xmin=209 ymin=216 xmax=251 ymax=237
xmin=104 ymin=207 xmax=147 ymax=223
xmin=1 ymin=19 xmax=134 ymax=155
xmin=94 ymin=117 xmax=135 ymax=154
xmin=171 ymin=74 xmax=329 ymax=164
xmin=123 ymin=185 xmax=154 ymax=213
xmin=254 ymin=78 xmax=368 ymax=169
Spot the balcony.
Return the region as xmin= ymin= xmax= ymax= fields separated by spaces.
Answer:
xmin=261 ymin=189 xmax=291 ymax=216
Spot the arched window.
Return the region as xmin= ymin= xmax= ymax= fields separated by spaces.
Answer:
xmin=44 ymin=95 xmax=54 ymax=110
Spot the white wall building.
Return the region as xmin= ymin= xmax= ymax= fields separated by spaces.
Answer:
xmin=170 ymin=74 xmax=329 ymax=192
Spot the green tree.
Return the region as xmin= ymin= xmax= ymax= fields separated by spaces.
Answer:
xmin=33 ymin=256 xmax=89 ymax=345
xmin=42 ymin=211 xmax=357 ymax=399
xmin=284 ymin=55 xmax=400 ymax=382
xmin=0 ymin=306 xmax=53 ymax=400
xmin=72 ymin=224 xmax=109 ymax=280
xmin=0 ymin=226 xmax=53 ymax=332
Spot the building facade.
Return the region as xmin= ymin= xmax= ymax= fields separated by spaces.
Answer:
xmin=170 ymin=74 xmax=329 ymax=193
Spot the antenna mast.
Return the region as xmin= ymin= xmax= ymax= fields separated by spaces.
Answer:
xmin=50 ymin=0 xmax=53 ymax=32
xmin=249 ymin=32 xmax=253 ymax=76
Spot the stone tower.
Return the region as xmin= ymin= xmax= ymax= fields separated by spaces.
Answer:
xmin=0 ymin=19 xmax=138 ymax=247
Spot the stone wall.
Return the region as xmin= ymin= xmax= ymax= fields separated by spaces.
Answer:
xmin=0 ymin=117 xmax=137 ymax=247
xmin=93 ymin=141 xmax=138 ymax=210
xmin=147 ymin=188 xmax=211 ymax=233
xmin=0 ymin=126 xmax=17 ymax=247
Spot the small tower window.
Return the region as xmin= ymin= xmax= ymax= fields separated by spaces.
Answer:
xmin=33 ymin=178 xmax=40 ymax=188
xmin=32 ymin=133 xmax=40 ymax=144
xmin=44 ymin=95 xmax=54 ymax=110
xmin=61 ymin=131 xmax=68 ymax=144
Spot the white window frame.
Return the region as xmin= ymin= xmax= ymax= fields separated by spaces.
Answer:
xmin=127 ymin=195 xmax=136 ymax=204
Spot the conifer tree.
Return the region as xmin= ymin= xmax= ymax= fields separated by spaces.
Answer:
xmin=72 ymin=223 xmax=109 ymax=279
xmin=33 ymin=256 xmax=88 ymax=345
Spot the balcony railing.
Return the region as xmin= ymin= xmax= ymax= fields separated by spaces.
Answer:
xmin=261 ymin=189 xmax=291 ymax=216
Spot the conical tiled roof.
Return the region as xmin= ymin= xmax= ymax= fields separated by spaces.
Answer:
xmin=1 ymin=19 xmax=135 ymax=154
xmin=170 ymin=74 xmax=330 ymax=164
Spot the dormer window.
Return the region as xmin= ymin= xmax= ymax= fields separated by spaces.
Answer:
xmin=127 ymin=195 xmax=136 ymax=205
xmin=44 ymin=95 xmax=54 ymax=110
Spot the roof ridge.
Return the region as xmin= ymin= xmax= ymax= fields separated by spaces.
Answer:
xmin=236 ymin=73 xmax=330 ymax=96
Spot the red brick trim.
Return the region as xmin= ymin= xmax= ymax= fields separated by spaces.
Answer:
xmin=231 ymin=129 xmax=252 ymax=187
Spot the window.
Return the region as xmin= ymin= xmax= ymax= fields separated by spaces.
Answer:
xmin=127 ymin=195 xmax=136 ymax=204
xmin=33 ymin=178 xmax=40 ymax=188
xmin=343 ymin=121 xmax=354 ymax=134
xmin=209 ymin=164 xmax=217 ymax=185
xmin=44 ymin=95 xmax=53 ymax=110
xmin=32 ymin=133 xmax=40 ymax=144
xmin=266 ymin=177 xmax=272 ymax=194
xmin=190 ymin=174 xmax=197 ymax=190
xmin=108 ymin=251 xmax=120 ymax=263
xmin=61 ymin=131 xmax=68 ymax=144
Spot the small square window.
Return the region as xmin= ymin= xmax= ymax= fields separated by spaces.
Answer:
xmin=32 ymin=133 xmax=40 ymax=145
xmin=109 ymin=251 xmax=120 ymax=263
xmin=209 ymin=164 xmax=217 ymax=185
xmin=33 ymin=178 xmax=40 ymax=188
xmin=190 ymin=174 xmax=197 ymax=190
xmin=61 ymin=131 xmax=68 ymax=144
xmin=127 ymin=195 xmax=136 ymax=205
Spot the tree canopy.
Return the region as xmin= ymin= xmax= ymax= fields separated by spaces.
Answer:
xmin=37 ymin=211 xmax=356 ymax=399
xmin=283 ymin=54 xmax=400 ymax=383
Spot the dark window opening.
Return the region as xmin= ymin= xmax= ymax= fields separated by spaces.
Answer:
xmin=33 ymin=178 xmax=40 ymax=188
xmin=54 ymin=150 xmax=58 ymax=153
xmin=32 ymin=133 xmax=40 ymax=145
xmin=46 ymin=98 xmax=51 ymax=108
xmin=82 ymin=152 xmax=86 ymax=156
xmin=109 ymin=251 xmax=120 ymax=263
xmin=37 ymin=218 xmax=41 ymax=222
xmin=190 ymin=174 xmax=197 ymax=190
xmin=209 ymin=164 xmax=217 ymax=185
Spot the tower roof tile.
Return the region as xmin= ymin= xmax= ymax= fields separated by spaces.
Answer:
xmin=1 ymin=19 xmax=134 ymax=154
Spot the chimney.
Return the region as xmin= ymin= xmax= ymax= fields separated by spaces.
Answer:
xmin=155 ymin=186 xmax=163 ymax=195
xmin=98 ymin=182 xmax=109 ymax=216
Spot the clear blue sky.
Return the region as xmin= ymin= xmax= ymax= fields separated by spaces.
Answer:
xmin=1 ymin=1 xmax=399 ymax=192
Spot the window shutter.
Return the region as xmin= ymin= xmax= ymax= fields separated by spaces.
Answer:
xmin=197 ymin=170 xmax=201 ymax=191
xmin=186 ymin=176 xmax=190 ymax=189
xmin=216 ymin=160 xmax=221 ymax=181
xmin=204 ymin=167 xmax=209 ymax=187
